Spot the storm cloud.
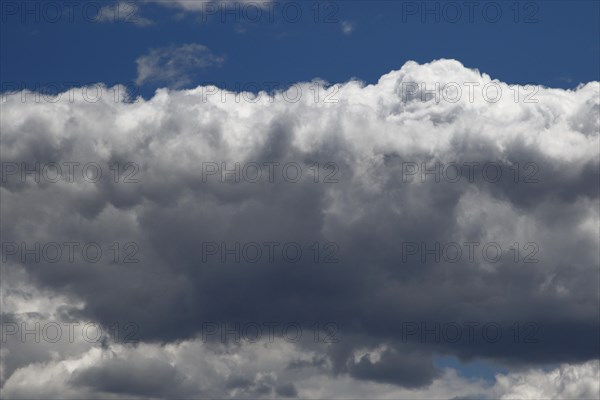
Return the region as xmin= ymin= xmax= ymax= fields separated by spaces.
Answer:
xmin=1 ymin=59 xmax=599 ymax=398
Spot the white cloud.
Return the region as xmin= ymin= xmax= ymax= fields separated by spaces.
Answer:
xmin=135 ymin=43 xmax=224 ymax=88
xmin=490 ymin=361 xmax=600 ymax=400
xmin=341 ymin=20 xmax=354 ymax=35
xmin=148 ymin=0 xmax=273 ymax=13
xmin=98 ymin=2 xmax=153 ymax=27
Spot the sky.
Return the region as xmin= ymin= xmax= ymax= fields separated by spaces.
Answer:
xmin=1 ymin=1 xmax=599 ymax=399
xmin=1 ymin=0 xmax=599 ymax=97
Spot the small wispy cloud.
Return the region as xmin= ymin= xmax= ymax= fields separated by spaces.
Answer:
xmin=149 ymin=0 xmax=274 ymax=13
xmin=135 ymin=43 xmax=225 ymax=88
xmin=341 ymin=20 xmax=355 ymax=35
xmin=98 ymin=2 xmax=154 ymax=27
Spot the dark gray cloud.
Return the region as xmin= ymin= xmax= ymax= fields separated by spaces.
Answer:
xmin=72 ymin=355 xmax=184 ymax=397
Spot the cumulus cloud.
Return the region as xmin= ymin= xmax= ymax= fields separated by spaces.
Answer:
xmin=1 ymin=59 xmax=599 ymax=398
xmin=489 ymin=361 xmax=600 ymax=400
xmin=135 ymin=43 xmax=224 ymax=88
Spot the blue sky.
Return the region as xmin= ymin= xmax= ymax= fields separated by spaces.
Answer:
xmin=2 ymin=0 xmax=599 ymax=99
